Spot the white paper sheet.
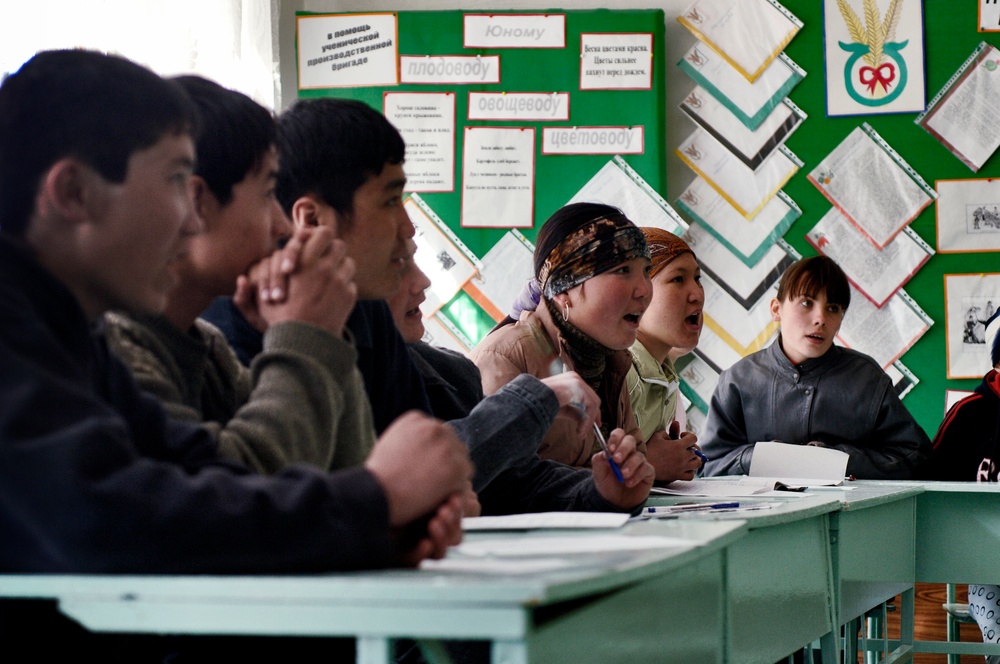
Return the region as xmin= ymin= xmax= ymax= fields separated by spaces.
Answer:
xmin=688 ymin=225 xmax=795 ymax=308
xmin=580 ymin=32 xmax=654 ymax=90
xmin=678 ymin=42 xmax=805 ymax=130
xmin=474 ymin=230 xmax=535 ymax=324
xmin=680 ymin=86 xmax=804 ymax=170
xmin=452 ymin=535 xmax=696 ymax=558
xmin=677 ymin=178 xmax=800 ymax=266
xmin=678 ymin=0 xmax=801 ymax=82
xmin=806 ymin=207 xmax=933 ymax=307
xmin=567 ymin=157 xmax=687 ymax=235
xmin=702 ymin=271 xmax=780 ymax=353
xmin=917 ymin=43 xmax=1000 ymax=172
xmin=677 ymin=127 xmax=800 ymax=219
xmin=809 ymin=124 xmax=936 ymax=248
xmin=837 ymin=285 xmax=932 ymax=369
xmin=651 ymin=477 xmax=800 ymax=497
xmin=749 ymin=441 xmax=849 ymax=484
xmin=462 ymin=512 xmax=630 ymax=531
xmin=297 ymin=13 xmax=399 ymax=89
xmin=676 ymin=352 xmax=721 ymax=415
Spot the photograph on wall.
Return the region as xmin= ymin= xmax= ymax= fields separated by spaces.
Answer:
xmin=823 ymin=0 xmax=926 ymax=116
xmin=936 ymin=177 xmax=1000 ymax=252
xmin=945 ymin=273 xmax=1000 ymax=378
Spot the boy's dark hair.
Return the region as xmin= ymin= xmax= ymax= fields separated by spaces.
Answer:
xmin=776 ymin=255 xmax=851 ymax=311
xmin=275 ymin=98 xmax=405 ymax=230
xmin=0 ymin=50 xmax=196 ymax=237
xmin=172 ymin=76 xmax=275 ymax=207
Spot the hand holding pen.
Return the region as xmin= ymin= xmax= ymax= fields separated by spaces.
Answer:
xmin=645 ymin=422 xmax=706 ymax=482
xmin=547 ymin=358 xmax=624 ymax=483
xmin=668 ymin=420 xmax=708 ymax=465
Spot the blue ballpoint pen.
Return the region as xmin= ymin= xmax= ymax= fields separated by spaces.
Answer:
xmin=590 ymin=421 xmax=625 ymax=483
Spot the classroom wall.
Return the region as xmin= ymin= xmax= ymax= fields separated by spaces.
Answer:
xmin=276 ymin=0 xmax=997 ymax=439
xmin=0 ymin=0 xmax=280 ymax=109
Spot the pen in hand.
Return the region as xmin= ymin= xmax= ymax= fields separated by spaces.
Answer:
xmin=669 ymin=419 xmax=709 ymax=464
xmin=549 ymin=358 xmax=624 ymax=483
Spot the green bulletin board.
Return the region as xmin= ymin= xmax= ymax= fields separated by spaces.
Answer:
xmin=296 ymin=9 xmax=666 ymax=346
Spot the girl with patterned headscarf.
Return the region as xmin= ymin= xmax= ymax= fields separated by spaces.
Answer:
xmin=625 ymin=228 xmax=706 ymax=482
xmin=472 ymin=202 xmax=652 ymax=468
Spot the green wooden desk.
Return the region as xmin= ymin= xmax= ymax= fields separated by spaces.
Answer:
xmin=828 ymin=481 xmax=921 ymax=663
xmin=911 ymin=481 xmax=1000 ymax=659
xmin=645 ymin=492 xmax=843 ymax=664
xmin=0 ymin=519 xmax=746 ymax=664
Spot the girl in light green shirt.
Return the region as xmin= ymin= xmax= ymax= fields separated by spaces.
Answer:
xmin=627 ymin=228 xmax=706 ymax=481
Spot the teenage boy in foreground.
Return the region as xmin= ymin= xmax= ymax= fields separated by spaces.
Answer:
xmin=0 ymin=49 xmax=471 ymax=653
xmin=268 ymin=97 xmax=653 ymax=508
xmin=104 ymin=75 xmax=375 ymax=474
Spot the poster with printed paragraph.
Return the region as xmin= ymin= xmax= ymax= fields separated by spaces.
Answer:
xmin=297 ymin=13 xmax=398 ymax=89
xmin=384 ymin=92 xmax=455 ymax=193
xmin=461 ymin=127 xmax=535 ymax=228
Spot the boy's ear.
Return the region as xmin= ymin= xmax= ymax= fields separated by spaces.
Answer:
xmin=37 ymin=157 xmax=94 ymax=224
xmin=290 ymin=195 xmax=338 ymax=235
xmin=770 ymin=298 xmax=781 ymax=322
xmin=190 ymin=176 xmax=214 ymax=220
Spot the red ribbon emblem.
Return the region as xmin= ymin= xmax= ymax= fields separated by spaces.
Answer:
xmin=859 ymin=63 xmax=895 ymax=94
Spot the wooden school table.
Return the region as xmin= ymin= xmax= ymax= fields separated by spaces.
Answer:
xmin=645 ymin=492 xmax=844 ymax=664
xmin=0 ymin=518 xmax=747 ymax=664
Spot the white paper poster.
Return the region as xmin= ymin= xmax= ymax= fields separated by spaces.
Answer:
xmin=400 ymin=55 xmax=500 ymax=85
xmin=461 ymin=127 xmax=535 ymax=228
xmin=806 ymin=207 xmax=933 ymax=307
xmin=542 ymin=127 xmax=644 ymax=155
xmin=823 ymin=0 xmax=926 ymax=116
xmin=297 ymin=13 xmax=398 ymax=89
xmin=580 ymin=33 xmax=654 ymax=90
xmin=384 ymin=92 xmax=454 ymax=193
xmin=837 ymin=286 xmax=931 ymax=369
xmin=917 ymin=43 xmax=1000 ymax=172
xmin=463 ymin=14 xmax=566 ymax=49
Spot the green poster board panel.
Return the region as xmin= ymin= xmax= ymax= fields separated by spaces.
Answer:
xmin=296 ymin=8 xmax=667 ymax=262
xmin=436 ymin=291 xmax=496 ymax=348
